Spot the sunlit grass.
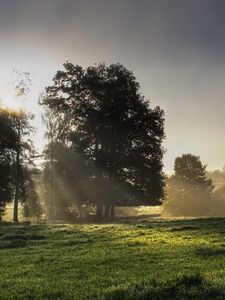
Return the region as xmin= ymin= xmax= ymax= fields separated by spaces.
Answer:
xmin=1 ymin=218 xmax=225 ymax=299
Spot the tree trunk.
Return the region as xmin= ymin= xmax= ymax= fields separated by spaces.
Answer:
xmin=78 ymin=204 xmax=82 ymax=219
xmin=13 ymin=143 xmax=20 ymax=224
xmin=104 ymin=203 xmax=110 ymax=221
xmin=110 ymin=205 xmax=115 ymax=221
xmin=96 ymin=204 xmax=103 ymax=222
xmin=0 ymin=211 xmax=2 ymax=222
xmin=49 ymin=135 xmax=55 ymax=220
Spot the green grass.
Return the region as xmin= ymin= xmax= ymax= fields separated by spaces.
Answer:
xmin=1 ymin=218 xmax=225 ymax=299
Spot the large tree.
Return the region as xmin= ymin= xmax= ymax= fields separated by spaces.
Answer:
xmin=42 ymin=62 xmax=165 ymax=221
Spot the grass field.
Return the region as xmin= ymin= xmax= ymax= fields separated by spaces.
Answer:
xmin=1 ymin=218 xmax=225 ymax=299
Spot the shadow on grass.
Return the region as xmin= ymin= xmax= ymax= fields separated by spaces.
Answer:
xmin=170 ymin=225 xmax=200 ymax=232
xmin=0 ymin=224 xmax=95 ymax=250
xmin=0 ymin=225 xmax=47 ymax=249
xmin=196 ymin=247 xmax=225 ymax=257
xmin=0 ymin=239 xmax=27 ymax=249
xmin=105 ymin=274 xmax=225 ymax=300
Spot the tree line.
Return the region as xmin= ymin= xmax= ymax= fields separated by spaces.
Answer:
xmin=0 ymin=62 xmax=224 ymax=222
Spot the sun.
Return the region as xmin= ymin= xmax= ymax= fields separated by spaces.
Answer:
xmin=0 ymin=88 xmax=24 ymax=110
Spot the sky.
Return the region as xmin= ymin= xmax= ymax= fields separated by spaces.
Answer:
xmin=0 ymin=0 xmax=225 ymax=173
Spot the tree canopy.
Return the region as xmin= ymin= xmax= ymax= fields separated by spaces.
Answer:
xmin=173 ymin=154 xmax=212 ymax=187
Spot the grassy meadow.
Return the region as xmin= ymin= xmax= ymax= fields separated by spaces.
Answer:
xmin=1 ymin=218 xmax=225 ymax=299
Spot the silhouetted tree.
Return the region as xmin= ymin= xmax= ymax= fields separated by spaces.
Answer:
xmin=206 ymin=168 xmax=225 ymax=190
xmin=10 ymin=110 xmax=35 ymax=223
xmin=163 ymin=154 xmax=214 ymax=217
xmin=0 ymin=70 xmax=36 ymax=222
xmin=42 ymin=108 xmax=57 ymax=219
xmin=23 ymin=168 xmax=42 ymax=219
xmin=41 ymin=62 xmax=165 ymax=221
xmin=10 ymin=70 xmax=35 ymax=223
xmin=41 ymin=108 xmax=88 ymax=220
xmin=173 ymin=154 xmax=212 ymax=187
xmin=0 ymin=107 xmax=16 ymax=220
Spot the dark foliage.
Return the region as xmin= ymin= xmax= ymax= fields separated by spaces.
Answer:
xmin=42 ymin=62 xmax=165 ymax=220
xmin=0 ymin=108 xmax=17 ymax=219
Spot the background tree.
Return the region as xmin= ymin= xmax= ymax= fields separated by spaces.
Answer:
xmin=11 ymin=110 xmax=35 ymax=223
xmin=41 ymin=107 xmax=86 ymax=220
xmin=162 ymin=154 xmax=214 ymax=217
xmin=10 ymin=70 xmax=36 ymax=223
xmin=206 ymin=167 xmax=225 ymax=189
xmin=0 ymin=70 xmax=36 ymax=223
xmin=205 ymin=168 xmax=225 ymax=217
xmin=23 ymin=167 xmax=42 ymax=219
xmin=41 ymin=62 xmax=165 ymax=221
xmin=41 ymin=108 xmax=57 ymax=220
xmin=0 ymin=106 xmax=42 ymax=222
xmin=0 ymin=107 xmax=17 ymax=221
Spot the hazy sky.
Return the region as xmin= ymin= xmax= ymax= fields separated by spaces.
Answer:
xmin=0 ymin=0 xmax=225 ymax=173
